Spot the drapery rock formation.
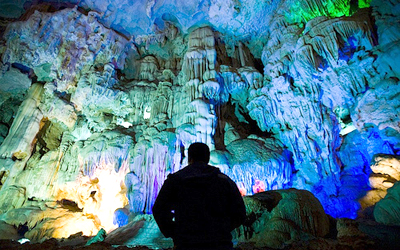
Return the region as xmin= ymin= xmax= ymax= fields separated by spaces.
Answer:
xmin=0 ymin=0 xmax=399 ymax=247
xmin=238 ymin=189 xmax=330 ymax=249
xmin=369 ymin=154 xmax=400 ymax=226
xmin=360 ymin=154 xmax=400 ymax=210
xmin=374 ymin=181 xmax=400 ymax=226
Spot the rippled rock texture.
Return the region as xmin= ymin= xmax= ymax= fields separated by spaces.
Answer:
xmin=0 ymin=0 xmax=400 ymax=248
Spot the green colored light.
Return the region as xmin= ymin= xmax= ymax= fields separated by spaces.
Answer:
xmin=285 ymin=0 xmax=353 ymax=24
xmin=358 ymin=0 xmax=372 ymax=8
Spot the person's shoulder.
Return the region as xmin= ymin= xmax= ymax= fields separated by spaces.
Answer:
xmin=161 ymin=172 xmax=181 ymax=189
xmin=169 ymin=165 xmax=189 ymax=177
xmin=217 ymin=173 xmax=236 ymax=185
xmin=166 ymin=166 xmax=191 ymax=180
xmin=166 ymin=172 xmax=179 ymax=180
xmin=216 ymin=172 xmax=229 ymax=179
xmin=211 ymin=167 xmax=233 ymax=181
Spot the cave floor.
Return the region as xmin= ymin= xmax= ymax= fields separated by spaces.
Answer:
xmin=1 ymin=218 xmax=400 ymax=250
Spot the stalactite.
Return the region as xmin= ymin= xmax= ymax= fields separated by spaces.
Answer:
xmin=0 ymin=83 xmax=44 ymax=160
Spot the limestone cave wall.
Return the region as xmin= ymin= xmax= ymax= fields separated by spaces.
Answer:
xmin=0 ymin=0 xmax=399 ymax=243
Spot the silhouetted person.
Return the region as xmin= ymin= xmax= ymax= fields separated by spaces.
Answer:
xmin=153 ymin=142 xmax=246 ymax=250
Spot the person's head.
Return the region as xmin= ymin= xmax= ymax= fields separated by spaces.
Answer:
xmin=188 ymin=142 xmax=210 ymax=164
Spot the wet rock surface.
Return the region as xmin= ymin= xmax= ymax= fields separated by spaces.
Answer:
xmin=1 ymin=218 xmax=400 ymax=250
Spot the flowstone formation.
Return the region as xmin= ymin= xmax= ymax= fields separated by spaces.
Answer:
xmin=238 ymin=189 xmax=331 ymax=249
xmin=0 ymin=0 xmax=399 ymax=247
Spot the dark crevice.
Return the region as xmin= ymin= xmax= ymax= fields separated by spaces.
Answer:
xmin=17 ymin=223 xmax=29 ymax=236
xmin=214 ymin=102 xmax=273 ymax=150
xmin=58 ymin=199 xmax=83 ymax=212
xmin=253 ymin=58 xmax=264 ymax=74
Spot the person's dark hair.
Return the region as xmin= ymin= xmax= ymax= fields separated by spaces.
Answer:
xmin=188 ymin=142 xmax=210 ymax=164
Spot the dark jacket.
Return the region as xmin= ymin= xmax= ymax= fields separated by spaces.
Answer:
xmin=152 ymin=162 xmax=246 ymax=249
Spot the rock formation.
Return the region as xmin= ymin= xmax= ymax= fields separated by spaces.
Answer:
xmin=0 ymin=0 xmax=399 ymax=248
xmin=368 ymin=154 xmax=400 ymax=226
xmin=238 ymin=189 xmax=330 ymax=249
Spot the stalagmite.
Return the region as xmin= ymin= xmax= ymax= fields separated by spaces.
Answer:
xmin=0 ymin=83 xmax=44 ymax=161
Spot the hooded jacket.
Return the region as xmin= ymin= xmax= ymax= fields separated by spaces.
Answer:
xmin=152 ymin=162 xmax=246 ymax=249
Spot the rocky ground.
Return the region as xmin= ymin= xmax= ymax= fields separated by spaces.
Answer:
xmin=1 ymin=218 xmax=400 ymax=250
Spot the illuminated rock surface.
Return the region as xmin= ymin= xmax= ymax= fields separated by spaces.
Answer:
xmin=372 ymin=155 xmax=400 ymax=226
xmin=0 ymin=0 xmax=400 ymax=248
xmin=359 ymin=154 xmax=400 ymax=210
xmin=238 ymin=189 xmax=330 ymax=249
